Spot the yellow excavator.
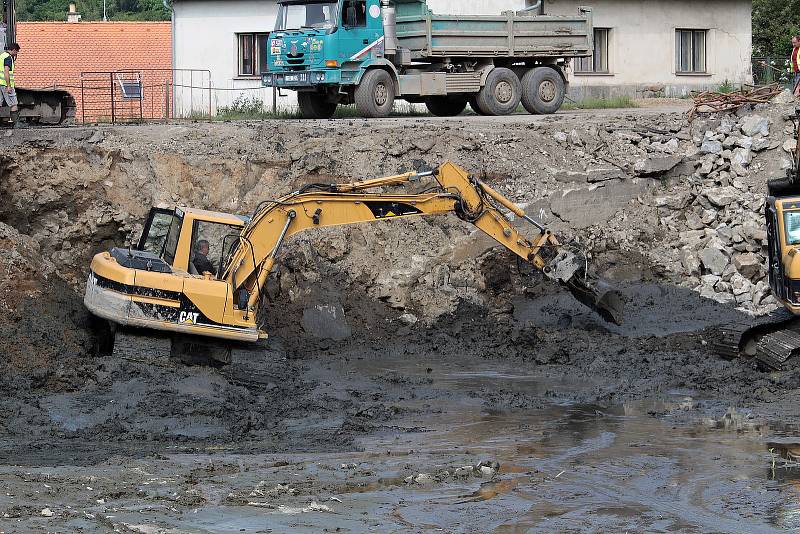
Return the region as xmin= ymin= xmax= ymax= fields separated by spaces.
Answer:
xmin=716 ymin=110 xmax=800 ymax=369
xmin=84 ymin=162 xmax=624 ymax=364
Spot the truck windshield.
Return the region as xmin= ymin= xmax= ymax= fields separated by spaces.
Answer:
xmin=275 ymin=1 xmax=338 ymax=31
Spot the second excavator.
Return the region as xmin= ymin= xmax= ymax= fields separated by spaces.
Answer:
xmin=84 ymin=161 xmax=624 ymax=363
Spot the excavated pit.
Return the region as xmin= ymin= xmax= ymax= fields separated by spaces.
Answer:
xmin=3 ymin=105 xmax=800 ymax=531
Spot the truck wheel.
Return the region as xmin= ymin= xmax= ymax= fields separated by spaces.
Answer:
xmin=521 ymin=67 xmax=565 ymax=115
xmin=469 ymin=97 xmax=489 ymax=116
xmin=355 ymin=69 xmax=395 ymax=118
xmin=475 ymin=67 xmax=522 ymax=116
xmin=424 ymin=96 xmax=468 ymax=117
xmin=297 ymin=92 xmax=338 ymax=119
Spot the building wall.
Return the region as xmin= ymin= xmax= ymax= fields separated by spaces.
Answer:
xmin=545 ymin=0 xmax=753 ymax=98
xmin=173 ymin=0 xmax=292 ymax=113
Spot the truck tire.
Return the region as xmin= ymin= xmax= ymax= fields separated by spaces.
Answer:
xmin=355 ymin=69 xmax=395 ymax=118
xmin=475 ymin=67 xmax=522 ymax=116
xmin=424 ymin=96 xmax=468 ymax=117
xmin=521 ymin=67 xmax=565 ymax=115
xmin=469 ymin=97 xmax=489 ymax=116
xmin=298 ymin=92 xmax=338 ymax=119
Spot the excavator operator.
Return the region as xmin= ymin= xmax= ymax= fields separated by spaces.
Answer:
xmin=192 ymin=239 xmax=216 ymax=276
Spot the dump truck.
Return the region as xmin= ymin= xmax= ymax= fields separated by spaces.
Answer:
xmin=85 ymin=162 xmax=623 ymax=365
xmin=262 ymin=0 xmax=591 ymax=118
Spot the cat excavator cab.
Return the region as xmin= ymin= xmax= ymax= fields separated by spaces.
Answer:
xmin=84 ymin=162 xmax=624 ymax=364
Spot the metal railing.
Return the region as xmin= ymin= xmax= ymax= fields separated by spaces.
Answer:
xmin=79 ymin=69 xmax=212 ymax=123
xmin=752 ymin=57 xmax=792 ymax=87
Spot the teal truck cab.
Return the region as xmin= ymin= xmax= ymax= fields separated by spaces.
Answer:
xmin=263 ymin=0 xmax=592 ymax=118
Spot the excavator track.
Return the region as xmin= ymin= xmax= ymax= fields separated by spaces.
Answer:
xmin=713 ymin=308 xmax=800 ymax=370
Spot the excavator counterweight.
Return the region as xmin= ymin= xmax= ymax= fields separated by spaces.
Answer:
xmin=84 ymin=162 xmax=624 ymax=364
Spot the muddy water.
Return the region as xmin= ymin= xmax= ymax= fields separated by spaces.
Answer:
xmin=2 ymin=353 xmax=799 ymax=533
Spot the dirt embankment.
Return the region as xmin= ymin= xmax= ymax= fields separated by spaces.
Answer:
xmin=1 ymin=103 xmax=799 ymax=454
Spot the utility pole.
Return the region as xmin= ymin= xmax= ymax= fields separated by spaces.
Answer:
xmin=103 ymin=0 xmax=107 ymax=21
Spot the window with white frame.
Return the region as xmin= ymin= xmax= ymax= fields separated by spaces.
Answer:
xmin=576 ymin=28 xmax=610 ymax=73
xmin=237 ymin=33 xmax=270 ymax=77
xmin=675 ymin=29 xmax=707 ymax=73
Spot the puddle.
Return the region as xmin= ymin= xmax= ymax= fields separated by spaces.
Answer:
xmin=5 ymin=355 xmax=799 ymax=533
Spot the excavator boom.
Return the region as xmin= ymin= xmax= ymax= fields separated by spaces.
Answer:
xmin=84 ymin=162 xmax=624 ymax=364
xmin=224 ymin=162 xmax=623 ymax=325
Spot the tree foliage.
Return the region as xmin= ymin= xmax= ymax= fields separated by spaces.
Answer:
xmin=753 ymin=0 xmax=800 ymax=58
xmin=15 ymin=0 xmax=171 ymax=21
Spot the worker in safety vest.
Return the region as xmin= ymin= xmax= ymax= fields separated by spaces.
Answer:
xmin=0 ymin=42 xmax=19 ymax=126
xmin=792 ymin=36 xmax=800 ymax=97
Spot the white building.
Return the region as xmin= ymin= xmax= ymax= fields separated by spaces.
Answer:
xmin=172 ymin=0 xmax=753 ymax=113
xmin=546 ymin=0 xmax=753 ymax=98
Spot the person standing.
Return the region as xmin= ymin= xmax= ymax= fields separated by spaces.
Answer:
xmin=0 ymin=42 xmax=20 ymax=126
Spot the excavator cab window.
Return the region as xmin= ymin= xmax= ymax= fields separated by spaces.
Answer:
xmin=163 ymin=211 xmax=184 ymax=266
xmin=189 ymin=220 xmax=242 ymax=278
xmin=784 ymin=210 xmax=800 ymax=245
xmin=137 ymin=208 xmax=175 ymax=254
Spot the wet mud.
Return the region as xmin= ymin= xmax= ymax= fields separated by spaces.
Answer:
xmin=1 ymin=278 xmax=800 ymax=532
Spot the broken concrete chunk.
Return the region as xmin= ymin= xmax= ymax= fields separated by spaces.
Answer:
xmin=634 ymin=155 xmax=683 ymax=176
xmin=740 ymin=115 xmax=770 ymax=137
xmin=399 ymin=313 xmax=418 ymax=325
xmin=783 ymin=138 xmax=797 ymax=153
xmin=732 ymin=147 xmax=752 ymax=166
xmin=551 ymin=169 xmax=589 ymax=183
xmin=652 ymin=194 xmax=690 ymax=210
xmin=751 ymin=136 xmax=770 ymax=152
xmin=733 ymin=253 xmax=761 ymax=280
xmin=705 ymin=186 xmax=740 ymax=207
xmin=700 ymin=139 xmax=723 ymax=155
xmin=681 ymin=250 xmax=701 ymax=275
xmin=586 ymin=166 xmax=624 ymax=183
xmin=699 ymin=246 xmax=729 ymax=276
xmin=552 ymin=131 xmax=568 ymax=143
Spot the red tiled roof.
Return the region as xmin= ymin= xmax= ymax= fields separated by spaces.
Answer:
xmin=14 ymin=21 xmax=172 ymax=88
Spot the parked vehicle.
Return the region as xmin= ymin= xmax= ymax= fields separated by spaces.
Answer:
xmin=262 ymin=0 xmax=592 ymax=118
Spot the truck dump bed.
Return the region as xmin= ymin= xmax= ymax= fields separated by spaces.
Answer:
xmin=395 ymin=0 xmax=592 ymax=60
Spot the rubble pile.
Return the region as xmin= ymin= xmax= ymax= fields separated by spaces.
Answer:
xmin=635 ymin=108 xmax=792 ymax=314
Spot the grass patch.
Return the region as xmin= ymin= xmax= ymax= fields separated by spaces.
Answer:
xmin=716 ymin=79 xmax=735 ymax=94
xmin=561 ymin=95 xmax=639 ymax=110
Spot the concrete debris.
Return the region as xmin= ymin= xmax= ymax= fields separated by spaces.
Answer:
xmin=705 ymin=187 xmax=739 ymax=207
xmin=633 ymin=155 xmax=683 ymax=176
xmin=740 ymin=115 xmax=771 ymax=137
xmin=699 ymin=247 xmax=729 ymax=276
xmin=700 ymin=139 xmax=723 ymax=155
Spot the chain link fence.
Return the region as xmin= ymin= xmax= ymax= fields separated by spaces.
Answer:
xmin=752 ymin=57 xmax=792 ymax=88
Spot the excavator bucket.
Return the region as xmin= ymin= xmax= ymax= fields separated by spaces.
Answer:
xmin=564 ymin=274 xmax=625 ymax=326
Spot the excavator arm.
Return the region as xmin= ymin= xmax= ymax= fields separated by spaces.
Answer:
xmin=223 ymin=162 xmax=624 ymax=325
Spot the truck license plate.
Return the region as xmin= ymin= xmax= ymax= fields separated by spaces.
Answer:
xmin=286 ymin=75 xmax=298 ymax=82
